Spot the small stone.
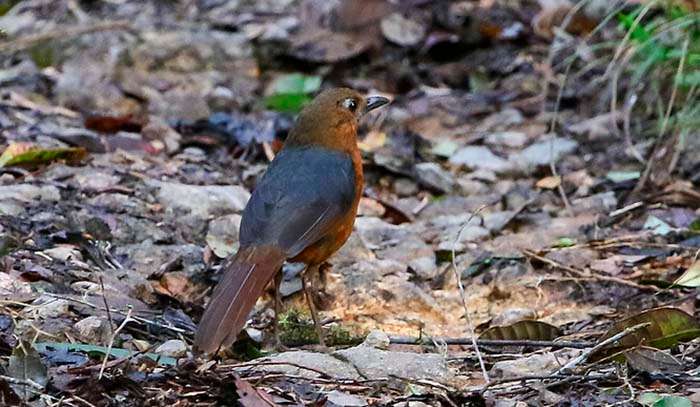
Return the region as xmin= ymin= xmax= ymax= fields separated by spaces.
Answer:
xmin=509 ymin=135 xmax=578 ymax=172
xmin=206 ymin=214 xmax=242 ymax=258
xmin=449 ymin=146 xmax=512 ymax=173
xmin=31 ymin=296 xmax=70 ymax=319
xmin=358 ymin=198 xmax=386 ymax=217
xmin=326 ymin=390 xmax=367 ymax=406
xmin=155 ymin=339 xmax=188 ymax=358
xmin=394 ymin=178 xmax=419 ymax=197
xmin=42 ymin=245 xmax=83 ymax=262
xmin=408 ymin=256 xmax=438 ymax=280
xmin=491 ymin=352 xmax=574 ymax=378
xmin=241 ymin=351 xmax=361 ymax=379
xmin=335 ymin=346 xmax=458 ymax=386
xmin=148 ymin=180 xmax=250 ymax=218
xmin=362 ymin=330 xmax=390 ymax=350
xmin=74 ymin=316 xmax=110 ymax=344
xmin=414 ymin=162 xmax=455 ymax=194
xmin=485 ymin=131 xmax=528 ymax=148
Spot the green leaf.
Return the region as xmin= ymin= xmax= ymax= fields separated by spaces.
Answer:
xmin=673 ymin=260 xmax=700 ymax=287
xmin=479 ymin=320 xmax=561 ymax=341
xmin=269 ymin=73 xmax=322 ymax=95
xmin=34 ymin=342 xmax=177 ymax=366
xmin=606 ymin=171 xmax=641 ymax=183
xmin=689 ymin=217 xmax=700 ymax=232
xmin=553 ymin=237 xmax=576 ymax=248
xmin=264 ymin=93 xmax=313 ymax=113
xmin=638 ymin=393 xmax=692 ymax=407
xmin=0 ymin=144 xmax=87 ymax=168
xmin=264 ymin=73 xmax=322 ymax=113
xmin=591 ymin=307 xmax=700 ymax=361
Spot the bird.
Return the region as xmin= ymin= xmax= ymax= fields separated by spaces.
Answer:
xmin=194 ymin=88 xmax=390 ymax=354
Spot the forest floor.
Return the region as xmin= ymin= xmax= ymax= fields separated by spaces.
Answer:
xmin=0 ymin=0 xmax=699 ymax=406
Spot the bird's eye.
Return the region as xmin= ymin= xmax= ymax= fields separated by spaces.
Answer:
xmin=341 ymin=98 xmax=358 ymax=112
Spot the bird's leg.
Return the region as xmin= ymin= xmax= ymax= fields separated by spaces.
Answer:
xmin=272 ymin=270 xmax=287 ymax=351
xmin=302 ymin=264 xmax=326 ymax=348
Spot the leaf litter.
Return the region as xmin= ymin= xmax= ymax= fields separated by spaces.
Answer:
xmin=0 ymin=0 xmax=698 ymax=405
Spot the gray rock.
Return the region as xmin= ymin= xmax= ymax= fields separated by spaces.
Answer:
xmin=571 ymin=191 xmax=617 ymax=214
xmin=30 ymin=295 xmax=70 ymax=319
xmin=393 ymin=178 xmax=419 ymax=197
xmin=206 ymin=214 xmax=242 ymax=258
xmin=354 ymin=218 xmax=436 ymax=279
xmin=116 ymin=242 xmax=204 ymax=278
xmin=335 ymin=346 xmax=457 ymax=385
xmin=155 ymin=339 xmax=187 ymax=358
xmin=42 ymin=245 xmax=83 ymax=262
xmin=485 ymin=131 xmax=528 ymax=148
xmin=490 ymin=352 xmax=563 ymax=378
xmin=0 ymin=184 xmax=60 ymax=202
xmin=449 ymin=146 xmax=512 ymax=173
xmin=414 ymin=162 xmax=455 ymax=193
xmin=483 ymin=211 xmax=516 ymax=232
xmin=510 ymin=135 xmax=578 ymax=171
xmin=74 ymin=316 xmax=111 ymax=344
xmin=148 ymin=180 xmax=250 ymax=218
xmin=362 ymin=330 xmax=390 ymax=350
xmin=408 ymin=256 xmax=438 ymax=280
xmin=326 ymin=390 xmax=367 ymax=406
xmin=72 ymin=170 xmax=121 ymax=192
xmin=243 ymin=351 xmax=361 ymax=379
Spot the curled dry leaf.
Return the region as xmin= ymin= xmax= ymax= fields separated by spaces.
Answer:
xmin=479 ymin=320 xmax=561 ymax=341
xmin=673 ymin=260 xmax=700 ymax=287
xmin=536 ymin=175 xmax=561 ymax=189
xmin=235 ymin=375 xmax=279 ymax=407
xmin=0 ymin=143 xmax=87 ymax=168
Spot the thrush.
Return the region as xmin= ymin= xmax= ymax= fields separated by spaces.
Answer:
xmin=194 ymin=88 xmax=390 ymax=353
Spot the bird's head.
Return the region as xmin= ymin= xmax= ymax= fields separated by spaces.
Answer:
xmin=286 ymin=88 xmax=390 ymax=151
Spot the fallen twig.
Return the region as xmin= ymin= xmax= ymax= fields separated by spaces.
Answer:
xmin=452 ymin=205 xmax=489 ymax=383
xmin=523 ymin=249 xmax=658 ymax=292
xmin=389 ymin=336 xmax=596 ymax=349
xmin=555 ymin=322 xmax=650 ymax=374
xmin=0 ymin=20 xmax=133 ymax=54
xmin=99 ymin=308 xmax=133 ymax=380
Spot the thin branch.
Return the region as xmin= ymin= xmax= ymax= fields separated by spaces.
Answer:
xmin=99 ymin=308 xmax=133 ymax=380
xmin=388 ymin=336 xmax=596 ymax=349
xmin=555 ymin=322 xmax=650 ymax=374
xmin=0 ymin=20 xmax=133 ymax=54
xmin=523 ymin=249 xmax=658 ymax=292
xmin=451 ymin=205 xmax=489 ymax=383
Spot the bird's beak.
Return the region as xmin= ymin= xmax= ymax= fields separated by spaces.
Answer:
xmin=364 ymin=96 xmax=390 ymax=114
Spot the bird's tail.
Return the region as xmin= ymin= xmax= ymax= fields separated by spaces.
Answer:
xmin=194 ymin=245 xmax=286 ymax=354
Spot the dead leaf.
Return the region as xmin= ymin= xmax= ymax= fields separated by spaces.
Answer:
xmin=673 ymin=260 xmax=700 ymax=288
xmin=235 ymin=375 xmax=279 ymax=407
xmin=536 ymin=175 xmax=561 ymax=189
xmin=480 ymin=320 xmax=561 ymax=341
xmin=591 ymin=307 xmax=700 ymax=361
xmin=7 ymin=342 xmax=48 ymax=401
xmin=532 ymin=2 xmax=598 ymax=40
xmin=84 ymin=114 xmax=143 ymax=133
xmin=625 ymin=346 xmax=684 ymax=374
